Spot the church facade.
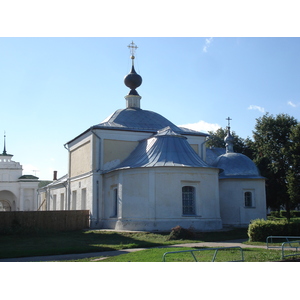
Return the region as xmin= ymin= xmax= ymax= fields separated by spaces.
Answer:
xmin=38 ymin=43 xmax=267 ymax=231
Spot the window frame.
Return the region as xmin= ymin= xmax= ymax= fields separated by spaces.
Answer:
xmin=72 ymin=190 xmax=77 ymax=210
xmin=110 ymin=186 xmax=118 ymax=218
xmin=244 ymin=190 xmax=255 ymax=208
xmin=60 ymin=193 xmax=65 ymax=210
xmin=81 ymin=188 xmax=87 ymax=210
xmin=182 ymin=185 xmax=196 ymax=216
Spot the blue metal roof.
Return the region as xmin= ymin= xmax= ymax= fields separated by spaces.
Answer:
xmin=212 ymin=152 xmax=264 ymax=179
xmin=206 ymin=147 xmax=226 ymax=165
xmin=106 ymin=127 xmax=211 ymax=172
xmin=93 ymin=108 xmax=207 ymax=136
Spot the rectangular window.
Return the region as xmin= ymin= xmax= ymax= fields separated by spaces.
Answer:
xmin=244 ymin=191 xmax=253 ymax=207
xmin=53 ymin=195 xmax=57 ymax=210
xmin=60 ymin=193 xmax=65 ymax=210
xmin=72 ymin=191 xmax=77 ymax=210
xmin=182 ymin=186 xmax=196 ymax=215
xmin=81 ymin=188 xmax=87 ymax=210
xmin=111 ymin=188 xmax=118 ymax=217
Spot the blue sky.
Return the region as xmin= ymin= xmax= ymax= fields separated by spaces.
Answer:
xmin=1 ymin=37 xmax=300 ymax=180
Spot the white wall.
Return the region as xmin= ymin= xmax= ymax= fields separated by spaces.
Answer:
xmin=219 ymin=178 xmax=266 ymax=226
xmin=102 ymin=166 xmax=222 ymax=231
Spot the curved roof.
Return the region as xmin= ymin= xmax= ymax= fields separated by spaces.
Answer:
xmin=93 ymin=108 xmax=207 ymax=136
xmin=19 ymin=175 xmax=39 ymax=180
xmin=106 ymin=127 xmax=212 ymax=172
xmin=212 ymin=152 xmax=264 ymax=179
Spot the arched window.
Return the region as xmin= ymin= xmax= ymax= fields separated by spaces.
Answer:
xmin=182 ymin=186 xmax=196 ymax=215
xmin=244 ymin=191 xmax=253 ymax=207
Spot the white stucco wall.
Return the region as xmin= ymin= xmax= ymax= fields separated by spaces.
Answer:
xmin=102 ymin=166 xmax=222 ymax=231
xmin=219 ymin=178 xmax=266 ymax=226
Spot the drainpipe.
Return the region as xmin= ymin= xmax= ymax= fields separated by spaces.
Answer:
xmin=62 ymin=180 xmax=68 ymax=211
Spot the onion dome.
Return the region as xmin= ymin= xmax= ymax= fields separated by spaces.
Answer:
xmin=124 ymin=64 xmax=142 ymax=96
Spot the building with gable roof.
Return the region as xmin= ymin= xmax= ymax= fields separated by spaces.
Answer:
xmin=38 ymin=43 xmax=266 ymax=230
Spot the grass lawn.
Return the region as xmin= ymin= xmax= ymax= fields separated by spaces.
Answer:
xmin=60 ymin=246 xmax=298 ymax=262
xmin=2 ymin=227 xmax=298 ymax=262
xmin=76 ymin=247 xmax=291 ymax=262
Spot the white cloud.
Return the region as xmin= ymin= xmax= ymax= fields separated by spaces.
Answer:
xmin=288 ymin=101 xmax=297 ymax=107
xmin=179 ymin=120 xmax=221 ymax=133
xmin=247 ymin=105 xmax=265 ymax=113
xmin=203 ymin=37 xmax=213 ymax=53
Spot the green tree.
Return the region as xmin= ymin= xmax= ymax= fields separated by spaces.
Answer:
xmin=287 ymin=123 xmax=300 ymax=209
xmin=251 ymin=113 xmax=299 ymax=219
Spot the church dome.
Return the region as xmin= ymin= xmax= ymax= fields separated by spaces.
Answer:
xmin=94 ymin=107 xmax=207 ymax=137
xmin=212 ymin=152 xmax=263 ymax=178
xmin=124 ymin=65 xmax=142 ymax=95
xmin=96 ymin=108 xmax=181 ymax=132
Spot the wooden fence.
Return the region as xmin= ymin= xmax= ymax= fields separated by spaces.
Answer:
xmin=0 ymin=210 xmax=90 ymax=232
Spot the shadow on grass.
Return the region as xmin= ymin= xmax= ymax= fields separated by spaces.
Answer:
xmin=0 ymin=227 xmax=249 ymax=260
xmin=0 ymin=230 xmax=168 ymax=259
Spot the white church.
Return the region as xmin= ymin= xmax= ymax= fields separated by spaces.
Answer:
xmin=38 ymin=42 xmax=267 ymax=231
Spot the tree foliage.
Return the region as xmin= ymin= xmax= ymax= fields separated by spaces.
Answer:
xmin=251 ymin=113 xmax=300 ymax=216
xmin=287 ymin=123 xmax=300 ymax=208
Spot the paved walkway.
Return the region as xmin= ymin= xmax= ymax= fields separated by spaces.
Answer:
xmin=0 ymin=239 xmax=270 ymax=262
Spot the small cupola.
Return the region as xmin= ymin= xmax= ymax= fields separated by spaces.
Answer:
xmin=124 ymin=41 xmax=142 ymax=109
xmin=224 ymin=117 xmax=234 ymax=153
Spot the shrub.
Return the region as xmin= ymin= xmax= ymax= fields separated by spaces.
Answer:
xmin=167 ymin=225 xmax=195 ymax=240
xmin=248 ymin=219 xmax=300 ymax=242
